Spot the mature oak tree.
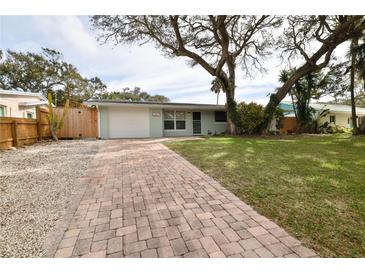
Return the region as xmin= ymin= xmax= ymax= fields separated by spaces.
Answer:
xmin=264 ymin=15 xmax=365 ymax=130
xmin=91 ymin=15 xmax=282 ymax=134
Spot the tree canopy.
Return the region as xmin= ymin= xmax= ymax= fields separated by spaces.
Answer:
xmin=94 ymin=87 xmax=169 ymax=102
xmin=264 ymin=16 xmax=365 ymax=129
xmin=0 ymin=48 xmax=106 ymax=106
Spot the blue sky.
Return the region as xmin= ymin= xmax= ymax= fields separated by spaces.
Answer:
xmin=1 ymin=16 xmax=293 ymax=104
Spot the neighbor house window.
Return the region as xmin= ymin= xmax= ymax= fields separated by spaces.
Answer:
xmin=330 ymin=115 xmax=336 ymax=124
xmin=0 ymin=105 xmax=6 ymax=117
xmin=26 ymin=112 xmax=33 ymax=119
xmin=163 ymin=111 xmax=186 ymax=130
xmin=215 ymin=111 xmax=227 ymax=122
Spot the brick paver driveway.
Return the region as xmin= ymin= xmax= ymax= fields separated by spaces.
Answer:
xmin=51 ymin=139 xmax=317 ymax=258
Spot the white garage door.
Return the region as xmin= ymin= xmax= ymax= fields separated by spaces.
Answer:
xmin=108 ymin=106 xmax=150 ymax=138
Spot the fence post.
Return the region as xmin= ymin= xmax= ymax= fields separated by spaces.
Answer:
xmin=11 ymin=120 xmax=19 ymax=147
xmin=36 ymin=107 xmax=42 ymax=141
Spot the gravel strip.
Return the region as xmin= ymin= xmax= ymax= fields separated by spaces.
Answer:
xmin=0 ymin=139 xmax=100 ymax=257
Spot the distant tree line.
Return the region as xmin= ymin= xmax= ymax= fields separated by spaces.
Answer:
xmin=95 ymin=87 xmax=169 ymax=102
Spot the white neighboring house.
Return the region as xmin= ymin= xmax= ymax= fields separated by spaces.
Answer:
xmin=280 ymin=101 xmax=365 ymax=128
xmin=0 ymin=90 xmax=48 ymax=119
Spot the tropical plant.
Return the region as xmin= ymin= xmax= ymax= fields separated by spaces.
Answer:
xmin=47 ymin=93 xmax=69 ymax=141
xmin=311 ymin=107 xmax=330 ymax=133
xmin=211 ymin=77 xmax=224 ymax=105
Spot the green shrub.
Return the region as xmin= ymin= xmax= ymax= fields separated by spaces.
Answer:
xmin=237 ymin=102 xmax=265 ymax=134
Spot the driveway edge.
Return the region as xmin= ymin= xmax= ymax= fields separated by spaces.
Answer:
xmin=42 ymin=144 xmax=101 ymax=258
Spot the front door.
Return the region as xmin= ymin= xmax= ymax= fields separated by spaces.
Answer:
xmin=192 ymin=112 xmax=202 ymax=135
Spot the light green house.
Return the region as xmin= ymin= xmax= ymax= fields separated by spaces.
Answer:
xmin=84 ymin=100 xmax=227 ymax=138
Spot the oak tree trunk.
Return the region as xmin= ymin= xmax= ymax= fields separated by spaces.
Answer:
xmin=225 ymin=87 xmax=238 ymax=135
xmin=350 ymin=38 xmax=358 ymax=135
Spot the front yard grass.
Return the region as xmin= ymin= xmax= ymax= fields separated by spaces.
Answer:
xmin=166 ymin=134 xmax=365 ymax=257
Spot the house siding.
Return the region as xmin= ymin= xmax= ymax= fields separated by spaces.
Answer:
xmin=149 ymin=108 xmax=163 ymax=137
xmin=201 ymin=111 xmax=227 ymax=135
xmin=163 ymin=110 xmax=226 ymax=137
xmin=320 ymin=112 xmax=353 ymax=128
xmin=163 ymin=111 xmax=193 ymax=137
xmin=0 ymin=94 xmax=43 ymax=118
xmin=99 ymin=106 xmax=109 ymax=139
xmin=97 ymin=106 xmax=227 ymax=139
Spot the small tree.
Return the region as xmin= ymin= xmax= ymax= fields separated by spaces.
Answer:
xmin=47 ymin=93 xmax=69 ymax=141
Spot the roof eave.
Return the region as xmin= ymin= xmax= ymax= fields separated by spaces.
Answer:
xmin=0 ymin=89 xmax=47 ymax=101
xmin=84 ymin=101 xmax=226 ymax=110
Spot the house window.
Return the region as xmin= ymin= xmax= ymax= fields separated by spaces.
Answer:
xmin=175 ymin=111 xmax=186 ymax=130
xmin=215 ymin=111 xmax=227 ymax=122
xmin=26 ymin=112 xmax=33 ymax=119
xmin=163 ymin=111 xmax=186 ymax=130
xmin=0 ymin=105 xmax=6 ymax=117
xmin=330 ymin=115 xmax=336 ymax=124
xmin=164 ymin=111 xmax=175 ymax=130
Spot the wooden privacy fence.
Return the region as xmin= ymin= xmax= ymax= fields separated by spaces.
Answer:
xmin=280 ymin=117 xmax=298 ymax=134
xmin=53 ymin=107 xmax=98 ymax=138
xmin=0 ymin=107 xmax=50 ymax=149
xmin=0 ymin=106 xmax=98 ymax=149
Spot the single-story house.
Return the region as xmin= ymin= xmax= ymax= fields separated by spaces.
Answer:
xmin=279 ymin=101 xmax=365 ymax=128
xmin=84 ymin=100 xmax=228 ymax=138
xmin=0 ymin=90 xmax=48 ymax=119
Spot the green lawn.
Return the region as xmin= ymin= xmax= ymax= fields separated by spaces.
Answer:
xmin=166 ymin=134 xmax=365 ymax=257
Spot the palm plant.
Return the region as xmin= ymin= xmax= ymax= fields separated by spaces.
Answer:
xmin=211 ymin=77 xmax=224 ymax=105
xmin=311 ymin=107 xmax=330 ymax=133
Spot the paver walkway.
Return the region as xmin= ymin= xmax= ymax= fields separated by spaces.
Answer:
xmin=52 ymin=139 xmax=317 ymax=258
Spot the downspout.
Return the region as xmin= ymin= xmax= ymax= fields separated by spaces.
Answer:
xmin=97 ymin=105 xmax=101 ymax=139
